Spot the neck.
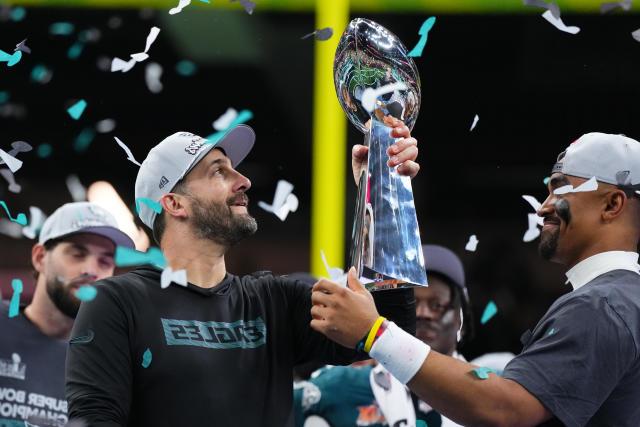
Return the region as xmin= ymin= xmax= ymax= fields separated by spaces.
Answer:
xmin=564 ymin=236 xmax=637 ymax=270
xmin=161 ymin=227 xmax=228 ymax=288
xmin=24 ymin=278 xmax=74 ymax=340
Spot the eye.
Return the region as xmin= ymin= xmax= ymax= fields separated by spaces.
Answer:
xmin=99 ymin=257 xmax=114 ymax=269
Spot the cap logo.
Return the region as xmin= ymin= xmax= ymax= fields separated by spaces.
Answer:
xmin=184 ymin=137 xmax=205 ymax=156
xmin=159 ymin=176 xmax=169 ymax=189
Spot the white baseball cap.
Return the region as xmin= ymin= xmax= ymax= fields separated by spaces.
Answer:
xmin=39 ymin=202 xmax=135 ymax=249
xmin=134 ymin=125 xmax=255 ymax=229
xmin=552 ymin=132 xmax=640 ymax=188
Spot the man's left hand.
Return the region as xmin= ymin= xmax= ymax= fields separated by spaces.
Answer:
xmin=352 ymin=117 xmax=420 ymax=184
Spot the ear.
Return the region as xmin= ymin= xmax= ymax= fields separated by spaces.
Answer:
xmin=602 ymin=190 xmax=626 ymax=223
xmin=31 ymin=243 xmax=47 ymax=275
xmin=160 ymin=192 xmax=189 ymax=220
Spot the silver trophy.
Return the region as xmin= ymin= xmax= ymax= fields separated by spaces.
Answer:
xmin=334 ymin=18 xmax=427 ymax=290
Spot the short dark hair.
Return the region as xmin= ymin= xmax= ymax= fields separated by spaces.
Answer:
xmin=32 ymin=238 xmax=63 ymax=280
xmin=152 ymin=180 xmax=188 ymax=245
xmin=428 ymin=271 xmax=475 ymax=347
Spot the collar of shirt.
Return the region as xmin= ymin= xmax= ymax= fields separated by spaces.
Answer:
xmin=565 ymin=251 xmax=640 ymax=291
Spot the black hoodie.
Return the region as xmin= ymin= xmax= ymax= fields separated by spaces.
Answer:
xmin=65 ymin=267 xmax=415 ymax=427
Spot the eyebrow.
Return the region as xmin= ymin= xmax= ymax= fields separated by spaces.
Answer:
xmin=208 ymin=157 xmax=231 ymax=170
xmin=68 ymin=243 xmax=114 ymax=258
xmin=549 ymin=175 xmax=570 ymax=188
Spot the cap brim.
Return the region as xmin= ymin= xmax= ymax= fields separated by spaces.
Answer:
xmin=214 ymin=124 xmax=255 ymax=167
xmin=57 ymin=226 xmax=135 ymax=249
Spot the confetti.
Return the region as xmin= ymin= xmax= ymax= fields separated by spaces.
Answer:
xmin=320 ymin=250 xmax=347 ymax=286
xmin=135 ymin=197 xmax=162 ymax=214
xmin=408 ymin=17 xmax=436 ymax=58
xmin=543 ymin=176 xmax=550 ymax=185
xmin=50 ymin=22 xmax=75 ymax=36
xmin=553 ymin=176 xmax=598 ymax=195
xmin=541 ymin=10 xmax=580 ymax=34
xmin=67 ymin=42 xmax=84 ymax=60
xmin=361 ymin=82 xmax=408 ymax=113
xmin=160 ymin=267 xmax=188 ymax=288
xmin=141 ymin=348 xmax=152 ymax=368
xmin=96 ymin=118 xmax=116 ymax=133
xmin=300 ymin=27 xmax=334 ymax=41
xmin=9 ymin=279 xmax=23 ymax=318
xmin=213 ymin=108 xmax=238 ymax=131
xmin=114 ymin=137 xmax=142 ymax=167
xmin=169 ymin=0 xmax=191 ymax=15
xmin=74 ymin=285 xmax=98 ymax=302
xmin=9 ymin=7 xmax=26 ymax=22
xmin=258 ymin=180 xmax=299 ymax=221
xmin=176 ymin=60 xmax=197 ymax=76
xmin=0 ymin=201 xmax=27 ymax=226
xmin=36 ymin=144 xmax=52 ymax=158
xmin=465 ymin=234 xmax=479 ymax=252
xmin=22 ymin=206 xmax=46 ymax=239
xmin=231 ymin=0 xmax=256 ymax=14
xmin=0 ymin=141 xmax=32 ymax=169
xmin=0 ymin=91 xmax=8 ymax=104
xmin=547 ymin=327 xmax=558 ymax=336
xmin=14 ymin=39 xmax=31 ymax=55
xmin=470 ymin=114 xmax=479 ymax=131
xmin=115 ymin=246 xmax=167 ymax=268
xmin=66 ymin=174 xmax=87 ymax=202
xmin=632 ymin=29 xmax=640 ymax=43
xmin=471 ymin=366 xmax=497 ymax=380
xmin=522 ymin=194 xmax=542 ymax=212
xmin=0 ymin=149 xmax=23 ymax=173
xmin=67 ymin=99 xmax=87 ymax=120
xmin=206 ymin=109 xmax=253 ymax=143
xmin=111 ymin=26 xmax=160 ymax=73
xmin=480 ymin=300 xmax=497 ymax=324
xmin=74 ymin=128 xmax=96 ymax=152
xmin=31 ymin=64 xmax=53 ymax=84
xmin=145 ymin=63 xmax=163 ymax=94
xmin=111 ymin=57 xmax=136 ymax=73
xmin=0 ymin=169 xmax=21 ymax=194
xmin=523 ymin=213 xmax=541 ymax=242
xmin=601 ymin=0 xmax=632 ymax=13
xmin=0 ymin=218 xmax=23 ymax=238
xmin=0 ymin=49 xmax=22 ymax=67
xmin=523 ymin=0 xmax=560 ymax=18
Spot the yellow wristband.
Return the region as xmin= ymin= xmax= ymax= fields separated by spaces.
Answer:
xmin=364 ymin=316 xmax=386 ymax=353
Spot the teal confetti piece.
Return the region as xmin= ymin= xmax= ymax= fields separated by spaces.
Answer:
xmin=50 ymin=22 xmax=75 ymax=36
xmin=0 ymin=91 xmax=9 ymax=104
xmin=471 ymin=366 xmax=496 ymax=380
xmin=205 ymin=110 xmax=254 ymax=144
xmin=416 ymin=421 xmax=427 ymax=427
xmin=135 ymin=198 xmax=163 ymax=215
xmin=67 ymin=42 xmax=84 ymax=60
xmin=176 ymin=60 xmax=197 ymax=76
xmin=0 ymin=50 xmax=22 ymax=67
xmin=31 ymin=64 xmax=52 ymax=84
xmin=480 ymin=300 xmax=497 ymax=325
xmin=547 ymin=327 xmax=558 ymax=336
xmin=0 ymin=201 xmax=28 ymax=226
xmin=199 ymin=0 xmax=210 ymax=2
xmin=67 ymin=99 xmax=87 ymax=120
xmin=10 ymin=7 xmax=27 ymax=22
xmin=115 ymin=246 xmax=167 ymax=268
xmin=73 ymin=128 xmax=95 ymax=152
xmin=37 ymin=143 xmax=53 ymax=158
xmin=408 ymin=17 xmax=436 ymax=58
xmin=141 ymin=348 xmax=152 ymax=368
xmin=75 ymin=285 xmax=98 ymax=302
xmin=9 ymin=279 xmax=23 ymax=318
xmin=543 ymin=176 xmax=550 ymax=185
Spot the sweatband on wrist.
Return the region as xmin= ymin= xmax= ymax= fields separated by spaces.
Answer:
xmin=369 ymin=321 xmax=430 ymax=384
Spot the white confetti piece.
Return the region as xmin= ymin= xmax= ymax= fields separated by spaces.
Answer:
xmin=361 ymin=82 xmax=408 ymax=113
xmin=465 ymin=235 xmax=479 ymax=252
xmin=111 ymin=57 xmax=136 ymax=73
xmin=632 ymin=29 xmax=640 ymax=43
xmin=320 ymin=250 xmax=346 ymax=286
xmin=66 ymin=174 xmax=86 ymax=202
xmin=145 ymin=63 xmax=163 ymax=94
xmin=523 ymin=213 xmax=542 ymax=242
xmin=111 ymin=26 xmax=160 ymax=73
xmin=22 ymin=206 xmax=46 ymax=239
xmin=213 ymin=108 xmax=238 ymax=131
xmin=0 ymin=148 xmax=22 ymax=172
xmin=160 ymin=267 xmax=187 ymax=288
xmin=96 ymin=118 xmax=116 ymax=133
xmin=169 ymin=0 xmax=191 ymax=14
xmin=553 ymin=176 xmax=598 ymax=195
xmin=541 ymin=10 xmax=580 ymax=34
xmin=470 ymin=114 xmax=479 ymax=131
xmin=0 ymin=169 xmax=21 ymax=193
xmin=114 ymin=137 xmax=142 ymax=167
xmin=258 ymin=180 xmax=299 ymax=221
xmin=600 ymin=0 xmax=632 ymax=13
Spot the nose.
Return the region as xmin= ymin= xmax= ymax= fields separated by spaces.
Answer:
xmin=80 ymin=258 xmax=100 ymax=281
xmin=233 ymin=171 xmax=251 ymax=193
xmin=416 ymin=301 xmax=437 ymax=320
xmin=538 ymin=193 xmax=556 ymax=219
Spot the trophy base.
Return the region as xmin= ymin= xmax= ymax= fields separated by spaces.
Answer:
xmin=360 ymin=266 xmax=426 ymax=291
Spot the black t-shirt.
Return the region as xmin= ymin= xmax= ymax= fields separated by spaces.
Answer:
xmin=503 ymin=270 xmax=640 ymax=427
xmin=65 ymin=267 xmax=415 ymax=427
xmin=0 ymin=304 xmax=68 ymax=427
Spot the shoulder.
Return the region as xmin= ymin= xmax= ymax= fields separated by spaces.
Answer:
xmin=236 ymin=271 xmax=314 ymax=294
xmin=92 ymin=267 xmax=160 ymax=306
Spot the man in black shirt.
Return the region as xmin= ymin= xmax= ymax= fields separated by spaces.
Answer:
xmin=66 ymin=120 xmax=421 ymax=426
xmin=309 ymin=132 xmax=640 ymax=426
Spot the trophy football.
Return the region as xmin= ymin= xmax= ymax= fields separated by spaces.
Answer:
xmin=334 ymin=18 xmax=427 ymax=290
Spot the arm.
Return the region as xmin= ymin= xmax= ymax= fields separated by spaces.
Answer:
xmin=66 ymin=281 xmax=133 ymax=426
xmin=310 ymin=269 xmax=551 ymax=427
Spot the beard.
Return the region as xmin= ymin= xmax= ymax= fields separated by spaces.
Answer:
xmin=190 ymin=193 xmax=258 ymax=247
xmin=538 ymin=226 xmax=560 ymax=260
xmin=45 ymin=275 xmax=80 ymax=318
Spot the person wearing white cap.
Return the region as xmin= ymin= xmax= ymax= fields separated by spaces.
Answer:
xmin=0 ymin=202 xmax=134 ymax=427
xmin=308 ymin=132 xmax=640 ymax=426
xmin=65 ymin=120 xmax=421 ymax=427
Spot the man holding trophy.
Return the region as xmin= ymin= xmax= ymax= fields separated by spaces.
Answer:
xmin=65 ymin=19 xmax=423 ymax=427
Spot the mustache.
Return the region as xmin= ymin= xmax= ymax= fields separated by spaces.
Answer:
xmin=56 ymin=273 xmax=97 ymax=287
xmin=227 ymin=193 xmax=249 ymax=206
xmin=416 ymin=319 xmax=441 ymax=332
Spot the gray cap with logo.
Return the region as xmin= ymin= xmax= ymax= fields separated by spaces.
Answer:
xmin=39 ymin=202 xmax=135 ymax=249
xmin=134 ymin=125 xmax=256 ymax=229
xmin=552 ymin=132 xmax=640 ymax=188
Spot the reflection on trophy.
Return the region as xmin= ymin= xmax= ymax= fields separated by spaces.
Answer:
xmin=334 ymin=18 xmax=427 ymax=291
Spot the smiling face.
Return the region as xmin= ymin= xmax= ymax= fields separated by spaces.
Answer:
xmin=173 ymin=148 xmax=257 ymax=247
